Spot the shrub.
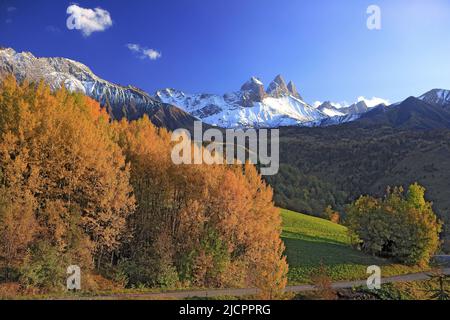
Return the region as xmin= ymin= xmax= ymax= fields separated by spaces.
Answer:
xmin=308 ymin=264 xmax=337 ymax=300
xmin=19 ymin=242 xmax=67 ymax=292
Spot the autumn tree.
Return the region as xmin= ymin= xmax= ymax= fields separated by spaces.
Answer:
xmin=0 ymin=75 xmax=287 ymax=295
xmin=0 ymin=76 xmax=134 ymax=289
xmin=112 ymin=118 xmax=288 ymax=295
xmin=0 ymin=186 xmax=37 ymax=281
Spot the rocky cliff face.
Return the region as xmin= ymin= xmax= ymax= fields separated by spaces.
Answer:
xmin=266 ymin=74 xmax=290 ymax=98
xmin=340 ymin=100 xmax=369 ymax=115
xmin=287 ymin=81 xmax=303 ymax=100
xmin=240 ymin=76 xmax=267 ymax=107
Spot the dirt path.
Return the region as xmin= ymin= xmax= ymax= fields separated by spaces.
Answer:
xmin=86 ymin=267 xmax=450 ymax=300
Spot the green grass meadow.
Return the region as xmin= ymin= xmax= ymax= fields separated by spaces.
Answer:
xmin=280 ymin=208 xmax=425 ymax=284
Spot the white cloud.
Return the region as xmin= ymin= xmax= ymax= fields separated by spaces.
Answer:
xmin=126 ymin=43 xmax=141 ymax=52
xmin=142 ymin=48 xmax=162 ymax=60
xmin=357 ymin=96 xmax=390 ymax=108
xmin=66 ymin=4 xmax=112 ymax=37
xmin=7 ymin=6 xmax=16 ymax=13
xmin=126 ymin=43 xmax=162 ymax=61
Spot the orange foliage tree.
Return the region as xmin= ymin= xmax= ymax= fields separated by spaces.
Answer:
xmin=0 ymin=76 xmax=134 ymax=288
xmin=0 ymin=75 xmax=287 ymax=296
xmin=112 ymin=118 xmax=288 ymax=296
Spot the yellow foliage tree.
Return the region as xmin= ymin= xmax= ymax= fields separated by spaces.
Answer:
xmin=0 ymin=75 xmax=287 ymax=295
xmin=0 ymin=76 xmax=135 ymax=284
xmin=112 ymin=118 xmax=288 ymax=295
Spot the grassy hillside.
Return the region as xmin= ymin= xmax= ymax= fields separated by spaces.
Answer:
xmin=269 ymin=126 xmax=450 ymax=251
xmin=280 ymin=209 xmax=425 ymax=284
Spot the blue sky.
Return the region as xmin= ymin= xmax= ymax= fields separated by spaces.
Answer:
xmin=1 ymin=0 xmax=450 ymax=104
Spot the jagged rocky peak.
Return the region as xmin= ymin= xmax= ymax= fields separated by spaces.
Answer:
xmin=355 ymin=100 xmax=369 ymax=111
xmin=266 ymin=74 xmax=290 ymax=98
xmin=240 ymin=76 xmax=264 ymax=92
xmin=240 ymin=76 xmax=267 ymax=106
xmin=287 ymin=81 xmax=303 ymax=100
xmin=317 ymin=101 xmax=335 ymax=110
xmin=340 ymin=100 xmax=369 ymax=115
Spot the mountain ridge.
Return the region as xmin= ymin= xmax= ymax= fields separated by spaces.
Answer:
xmin=2 ymin=47 xmax=450 ymax=131
xmin=0 ymin=47 xmax=200 ymax=130
xmin=154 ymin=75 xmax=389 ymax=128
xmin=154 ymin=79 xmax=329 ymax=128
xmin=356 ymin=96 xmax=450 ymax=130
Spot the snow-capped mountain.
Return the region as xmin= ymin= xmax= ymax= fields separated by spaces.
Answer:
xmin=316 ymin=102 xmax=345 ymax=117
xmin=0 ymin=47 xmax=392 ymax=129
xmin=312 ymin=98 xmax=391 ymax=126
xmin=0 ymin=47 xmax=191 ymax=124
xmin=156 ymin=75 xmax=347 ymax=128
xmin=155 ymin=77 xmax=327 ymax=128
xmin=155 ymin=74 xmax=394 ymax=128
xmin=419 ymin=89 xmax=450 ymax=108
xmin=316 ymin=98 xmax=389 ymax=115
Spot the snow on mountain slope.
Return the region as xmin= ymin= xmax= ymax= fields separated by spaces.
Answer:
xmin=314 ymin=113 xmax=361 ymax=127
xmin=419 ymin=89 xmax=450 ymax=107
xmin=320 ymin=108 xmax=345 ymax=117
xmin=315 ymin=102 xmax=345 ymax=117
xmin=0 ymin=47 xmax=394 ymax=129
xmin=155 ymin=76 xmax=394 ymax=128
xmin=0 ymin=47 xmax=171 ymax=121
xmin=315 ymin=97 xmax=390 ymax=116
xmin=156 ymin=76 xmax=328 ymax=128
